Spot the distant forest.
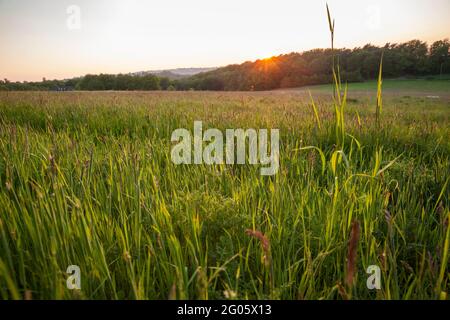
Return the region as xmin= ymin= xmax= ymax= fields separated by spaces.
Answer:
xmin=1 ymin=39 xmax=449 ymax=92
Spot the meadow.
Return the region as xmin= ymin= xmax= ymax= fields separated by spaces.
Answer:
xmin=0 ymin=85 xmax=448 ymax=300
xmin=289 ymin=78 xmax=450 ymax=98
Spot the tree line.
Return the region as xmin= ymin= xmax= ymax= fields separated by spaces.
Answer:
xmin=175 ymin=39 xmax=450 ymax=91
xmin=1 ymin=39 xmax=449 ymax=92
xmin=0 ymin=74 xmax=171 ymax=91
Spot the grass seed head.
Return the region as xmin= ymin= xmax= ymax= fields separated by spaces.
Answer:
xmin=168 ymin=283 xmax=177 ymax=300
xmin=245 ymin=229 xmax=271 ymax=266
xmin=223 ymin=289 xmax=237 ymax=299
xmin=346 ymin=220 xmax=360 ymax=286
xmin=123 ymin=251 xmax=132 ymax=263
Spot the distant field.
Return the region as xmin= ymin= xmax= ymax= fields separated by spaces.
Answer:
xmin=282 ymin=79 xmax=450 ymax=99
xmin=0 ymin=90 xmax=449 ymax=300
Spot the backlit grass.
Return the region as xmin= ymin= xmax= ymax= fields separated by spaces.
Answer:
xmin=0 ymin=90 xmax=448 ymax=299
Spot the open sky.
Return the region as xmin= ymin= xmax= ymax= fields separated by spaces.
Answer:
xmin=1 ymin=0 xmax=449 ymax=81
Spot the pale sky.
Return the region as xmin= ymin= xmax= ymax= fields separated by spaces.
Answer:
xmin=1 ymin=0 xmax=449 ymax=82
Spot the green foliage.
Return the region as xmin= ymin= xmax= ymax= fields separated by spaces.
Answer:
xmin=429 ymin=40 xmax=450 ymax=75
xmin=76 ymin=74 xmax=161 ymax=91
xmin=0 ymin=74 xmax=169 ymax=92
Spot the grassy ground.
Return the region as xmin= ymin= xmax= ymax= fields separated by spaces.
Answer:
xmin=284 ymin=79 xmax=450 ymax=99
xmin=0 ymin=90 xmax=448 ymax=300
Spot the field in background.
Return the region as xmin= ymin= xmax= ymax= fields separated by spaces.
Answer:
xmin=282 ymin=78 xmax=450 ymax=100
xmin=0 ymin=88 xmax=448 ymax=299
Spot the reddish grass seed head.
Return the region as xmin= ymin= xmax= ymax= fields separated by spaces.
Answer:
xmin=346 ymin=220 xmax=360 ymax=286
xmin=245 ymin=229 xmax=271 ymax=266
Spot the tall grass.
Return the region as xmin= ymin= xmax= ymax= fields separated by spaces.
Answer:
xmin=0 ymin=89 xmax=447 ymax=300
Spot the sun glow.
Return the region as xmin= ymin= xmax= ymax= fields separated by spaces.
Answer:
xmin=256 ymin=57 xmax=279 ymax=73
